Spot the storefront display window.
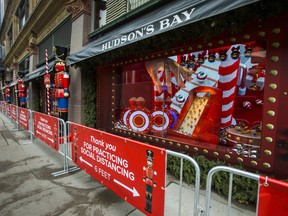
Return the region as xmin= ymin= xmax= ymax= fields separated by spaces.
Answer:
xmin=114 ymin=41 xmax=266 ymax=159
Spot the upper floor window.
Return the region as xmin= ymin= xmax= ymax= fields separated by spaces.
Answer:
xmin=17 ymin=0 xmax=29 ymax=30
xmin=18 ymin=56 xmax=29 ymax=77
xmin=92 ymin=0 xmax=107 ymax=31
xmin=127 ymin=0 xmax=151 ymax=11
xmin=38 ymin=19 xmax=72 ymax=63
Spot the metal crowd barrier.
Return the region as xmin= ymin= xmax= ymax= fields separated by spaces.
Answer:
xmin=204 ymin=166 xmax=260 ymax=216
xmin=0 ymin=102 xmax=77 ymax=176
xmin=166 ymin=150 xmax=201 ymax=216
xmin=1 ymin=101 xmax=288 ymax=215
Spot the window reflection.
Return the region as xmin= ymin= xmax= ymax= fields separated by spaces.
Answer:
xmin=114 ymin=41 xmax=266 ymax=158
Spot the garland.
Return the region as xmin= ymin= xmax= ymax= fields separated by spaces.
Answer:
xmin=78 ymin=62 xmax=97 ymax=127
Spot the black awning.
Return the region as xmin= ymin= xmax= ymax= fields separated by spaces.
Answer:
xmin=67 ymin=0 xmax=259 ymax=65
xmin=22 ymin=61 xmax=55 ymax=82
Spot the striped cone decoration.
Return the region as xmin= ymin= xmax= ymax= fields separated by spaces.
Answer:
xmin=218 ymin=56 xmax=240 ymax=128
xmin=45 ymin=49 xmax=50 ymax=115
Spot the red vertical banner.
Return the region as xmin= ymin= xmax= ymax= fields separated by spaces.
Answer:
xmin=11 ymin=105 xmax=17 ymax=121
xmin=258 ymin=176 xmax=288 ymax=216
xmin=70 ymin=123 xmax=166 ymax=216
xmin=18 ymin=107 xmax=29 ymax=131
xmin=44 ymin=73 xmax=51 ymax=85
xmin=33 ymin=112 xmax=59 ymax=151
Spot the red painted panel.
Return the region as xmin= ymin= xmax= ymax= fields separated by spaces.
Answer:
xmin=18 ymin=107 xmax=29 ymax=131
xmin=33 ymin=112 xmax=59 ymax=151
xmin=10 ymin=105 xmax=17 ymax=121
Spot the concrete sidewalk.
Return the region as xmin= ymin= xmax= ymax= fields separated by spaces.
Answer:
xmin=0 ymin=112 xmax=256 ymax=216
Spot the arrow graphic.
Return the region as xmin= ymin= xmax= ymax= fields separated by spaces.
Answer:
xmin=47 ymin=137 xmax=54 ymax=143
xmin=79 ymin=156 xmax=93 ymax=167
xmin=113 ymin=179 xmax=140 ymax=197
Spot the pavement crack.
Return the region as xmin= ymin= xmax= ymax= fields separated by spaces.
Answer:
xmin=0 ymin=131 xmax=10 ymax=146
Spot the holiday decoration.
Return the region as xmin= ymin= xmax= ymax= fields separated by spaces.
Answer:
xmin=143 ymin=150 xmax=157 ymax=214
xmin=219 ymin=49 xmax=228 ymax=61
xmin=46 ymin=46 xmax=70 ymax=121
xmin=45 ymin=49 xmax=51 ymax=115
xmin=170 ymin=86 xmax=222 ymax=144
xmin=5 ymin=86 xmax=11 ymax=103
xmin=13 ymin=70 xmax=18 ymax=106
xmin=231 ymin=46 xmax=240 ymax=59
xmin=244 ymin=43 xmax=253 ymax=57
xmin=187 ymin=54 xmax=195 ymax=70
xmin=196 ymin=71 xmax=208 ymax=83
xmin=218 ymin=47 xmax=240 ymax=128
xmin=208 ymin=50 xmax=216 ymax=63
xmin=126 ymin=97 xmax=152 ymax=134
xmin=180 ymin=55 xmax=187 ymax=67
xmin=18 ymin=79 xmax=26 ymax=107
xmin=197 ymin=51 xmax=206 ymax=64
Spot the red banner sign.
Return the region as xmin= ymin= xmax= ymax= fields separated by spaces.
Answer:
xmin=18 ymin=107 xmax=29 ymax=131
xmin=44 ymin=73 xmax=51 ymax=85
xmin=33 ymin=112 xmax=59 ymax=151
xmin=6 ymin=104 xmax=10 ymax=116
xmin=70 ymin=123 xmax=166 ymax=216
xmin=11 ymin=105 xmax=17 ymax=121
xmin=258 ymin=176 xmax=288 ymax=216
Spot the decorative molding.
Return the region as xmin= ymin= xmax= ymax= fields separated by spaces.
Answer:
xmin=66 ymin=0 xmax=92 ymax=21
xmin=26 ymin=43 xmax=38 ymax=55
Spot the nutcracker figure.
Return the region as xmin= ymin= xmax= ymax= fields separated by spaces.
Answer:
xmin=247 ymin=40 xmax=266 ymax=91
xmin=143 ymin=150 xmax=157 ymax=214
xmin=18 ymin=79 xmax=26 ymax=107
xmin=47 ymin=46 xmax=69 ymax=121
xmin=5 ymin=86 xmax=11 ymax=103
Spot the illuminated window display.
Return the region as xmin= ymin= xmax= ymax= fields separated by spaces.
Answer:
xmin=113 ymin=41 xmax=266 ymax=159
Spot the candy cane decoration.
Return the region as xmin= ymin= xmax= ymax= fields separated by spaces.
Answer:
xmin=45 ymin=49 xmax=50 ymax=115
xmin=218 ymin=53 xmax=240 ymax=128
xmin=13 ymin=70 xmax=18 ymax=106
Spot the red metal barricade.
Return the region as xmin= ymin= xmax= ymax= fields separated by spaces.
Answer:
xmin=68 ymin=121 xmax=167 ymax=216
xmin=17 ymin=107 xmax=29 ymax=131
xmin=10 ymin=104 xmax=17 ymax=122
xmin=33 ymin=111 xmax=60 ymax=151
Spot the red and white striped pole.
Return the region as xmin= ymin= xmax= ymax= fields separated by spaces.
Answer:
xmin=218 ymin=54 xmax=240 ymax=128
xmin=45 ymin=49 xmax=51 ymax=115
xmin=13 ymin=69 xmax=18 ymax=106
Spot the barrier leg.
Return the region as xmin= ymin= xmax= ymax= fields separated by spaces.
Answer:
xmin=52 ymin=119 xmax=79 ymax=176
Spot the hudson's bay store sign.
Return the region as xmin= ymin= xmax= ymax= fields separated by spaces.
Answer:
xmin=101 ymin=8 xmax=196 ymax=51
xmin=67 ymin=0 xmax=259 ymax=65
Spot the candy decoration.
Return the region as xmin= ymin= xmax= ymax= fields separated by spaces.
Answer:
xmin=45 ymin=49 xmax=50 ymax=115
xmin=255 ymin=99 xmax=263 ymax=105
xmin=126 ymin=107 xmax=152 ymax=133
xmin=196 ymin=71 xmax=208 ymax=83
xmin=243 ymin=101 xmax=252 ymax=109
xmin=218 ymin=47 xmax=240 ymax=127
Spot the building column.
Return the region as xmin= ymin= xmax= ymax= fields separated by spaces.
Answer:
xmin=27 ymin=34 xmax=38 ymax=110
xmin=66 ymin=0 xmax=92 ymax=124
